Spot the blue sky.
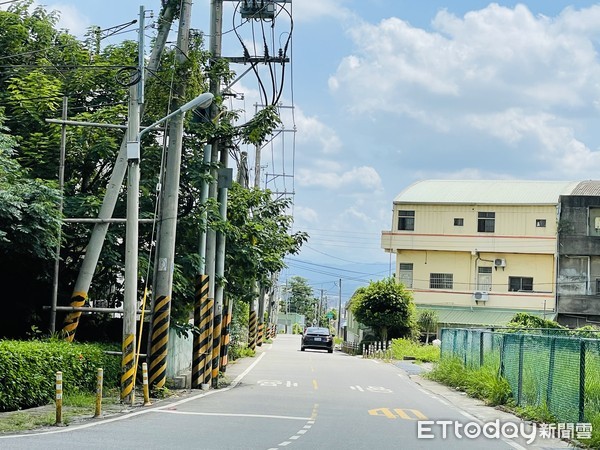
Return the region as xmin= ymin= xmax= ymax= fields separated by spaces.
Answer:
xmin=10 ymin=0 xmax=600 ymax=303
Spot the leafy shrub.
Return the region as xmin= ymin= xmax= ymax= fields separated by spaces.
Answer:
xmin=0 ymin=339 xmax=120 ymax=412
xmin=227 ymin=343 xmax=255 ymax=361
xmin=391 ymin=338 xmax=440 ymax=363
xmin=427 ymin=357 xmax=512 ymax=406
xmin=507 ymin=313 xmax=564 ymax=330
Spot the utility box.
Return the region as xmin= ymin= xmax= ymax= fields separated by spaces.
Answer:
xmin=240 ymin=0 xmax=275 ymax=20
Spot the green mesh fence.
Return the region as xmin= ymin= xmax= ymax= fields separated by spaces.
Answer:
xmin=440 ymin=328 xmax=600 ymax=424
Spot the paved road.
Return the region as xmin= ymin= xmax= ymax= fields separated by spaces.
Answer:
xmin=0 ymin=335 xmax=573 ymax=449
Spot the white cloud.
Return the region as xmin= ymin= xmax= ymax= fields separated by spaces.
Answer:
xmin=327 ymin=3 xmax=600 ymax=181
xmin=293 ymin=205 xmax=319 ymax=224
xmin=294 ymin=108 xmax=342 ymax=155
xmin=296 ymin=165 xmax=383 ymax=191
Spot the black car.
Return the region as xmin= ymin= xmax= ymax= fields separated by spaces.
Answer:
xmin=301 ymin=327 xmax=334 ymax=353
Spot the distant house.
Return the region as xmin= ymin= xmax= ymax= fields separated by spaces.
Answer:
xmin=381 ymin=180 xmax=600 ymax=330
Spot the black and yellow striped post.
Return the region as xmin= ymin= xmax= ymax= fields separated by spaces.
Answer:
xmin=211 ymin=312 xmax=222 ymax=388
xmin=193 ymin=275 xmax=210 ymax=388
xmin=149 ymin=295 xmax=171 ymax=390
xmin=220 ymin=296 xmax=231 ymax=372
xmin=257 ymin=322 xmax=264 ymax=347
xmin=248 ymin=309 xmax=257 ymax=351
xmin=120 ymin=333 xmax=135 ymax=403
xmin=61 ymin=291 xmax=86 ymax=342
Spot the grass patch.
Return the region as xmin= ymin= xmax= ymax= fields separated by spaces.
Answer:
xmin=391 ymin=338 xmax=440 ymax=363
xmin=0 ymin=388 xmax=122 ymax=433
xmin=426 ymin=357 xmax=512 ymax=406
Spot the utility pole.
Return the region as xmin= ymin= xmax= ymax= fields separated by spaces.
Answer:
xmin=203 ymin=0 xmax=225 ymax=387
xmin=61 ymin=3 xmax=176 ymax=341
xmin=121 ymin=5 xmax=146 ymax=405
xmin=148 ymin=0 xmax=193 ymax=390
xmin=337 ymin=278 xmax=342 ymax=337
xmin=50 ymin=96 xmax=68 ymax=333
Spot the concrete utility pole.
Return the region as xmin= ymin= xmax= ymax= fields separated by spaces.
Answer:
xmin=122 ymin=79 xmax=141 ymax=405
xmin=203 ymin=0 xmax=224 ymax=387
xmin=337 ymin=278 xmax=342 ymax=336
xmin=148 ymin=0 xmax=193 ymax=390
xmin=50 ymin=97 xmax=68 ymax=333
xmin=61 ymin=3 xmax=176 ymax=341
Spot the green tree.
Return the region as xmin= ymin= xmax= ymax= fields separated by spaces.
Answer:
xmin=0 ymin=1 xmax=306 ymax=340
xmin=417 ymin=309 xmax=438 ymax=344
xmin=351 ymin=278 xmax=417 ymax=342
xmin=282 ymin=276 xmax=316 ymax=321
xmin=0 ymin=118 xmax=61 ymax=336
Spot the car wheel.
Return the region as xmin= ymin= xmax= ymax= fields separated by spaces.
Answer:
xmin=328 ymin=349 xmax=333 ymax=353
xmin=301 ymin=347 xmax=305 ymax=351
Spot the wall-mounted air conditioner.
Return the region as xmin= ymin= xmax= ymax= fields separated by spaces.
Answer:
xmin=473 ymin=291 xmax=489 ymax=301
xmin=494 ymin=258 xmax=506 ymax=268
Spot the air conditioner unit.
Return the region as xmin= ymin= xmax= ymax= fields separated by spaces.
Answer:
xmin=473 ymin=291 xmax=489 ymax=301
xmin=494 ymin=258 xmax=506 ymax=268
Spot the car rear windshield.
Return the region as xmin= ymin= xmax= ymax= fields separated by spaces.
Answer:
xmin=306 ymin=327 xmax=329 ymax=335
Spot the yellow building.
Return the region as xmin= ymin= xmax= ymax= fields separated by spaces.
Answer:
xmin=381 ymin=180 xmax=588 ymax=328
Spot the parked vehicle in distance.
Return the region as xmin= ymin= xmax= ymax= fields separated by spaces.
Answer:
xmin=301 ymin=327 xmax=334 ymax=353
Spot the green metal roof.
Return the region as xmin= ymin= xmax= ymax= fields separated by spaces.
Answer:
xmin=417 ymin=305 xmax=556 ymax=327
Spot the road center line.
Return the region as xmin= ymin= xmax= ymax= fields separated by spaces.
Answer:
xmin=153 ymin=410 xmax=311 ymax=421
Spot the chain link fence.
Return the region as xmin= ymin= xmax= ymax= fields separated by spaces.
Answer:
xmin=441 ymin=328 xmax=600 ymax=424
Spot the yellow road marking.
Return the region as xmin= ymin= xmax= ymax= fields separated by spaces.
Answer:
xmin=369 ymin=408 xmax=396 ymax=419
xmin=368 ymin=408 xmax=427 ymax=420
xmin=394 ymin=408 xmax=427 ymax=420
xmin=312 ymin=379 xmax=318 ymax=390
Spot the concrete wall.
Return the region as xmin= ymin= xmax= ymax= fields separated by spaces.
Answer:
xmin=166 ymin=327 xmax=193 ymax=379
xmin=557 ymin=195 xmax=600 ymax=317
xmin=382 ymin=202 xmax=558 ymax=312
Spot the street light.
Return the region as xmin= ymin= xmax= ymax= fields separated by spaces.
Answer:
xmin=127 ymin=92 xmax=214 ymax=159
xmin=122 ymin=91 xmax=214 ymax=403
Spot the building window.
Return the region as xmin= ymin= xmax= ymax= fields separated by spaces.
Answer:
xmin=397 ymin=210 xmax=415 ymax=231
xmin=430 ymin=273 xmax=453 ymax=289
xmin=477 ymin=267 xmax=492 ymax=291
xmin=509 ymin=277 xmax=533 ymax=292
xmin=398 ymin=263 xmax=413 ymax=288
xmin=477 ymin=212 xmax=495 ymax=233
xmin=536 ymin=219 xmax=546 ymax=228
xmin=454 ymin=218 xmax=464 ymax=226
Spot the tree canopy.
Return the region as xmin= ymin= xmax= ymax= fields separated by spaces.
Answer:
xmin=0 ymin=0 xmax=305 ymax=338
xmin=350 ymin=277 xmax=417 ymax=342
xmin=281 ymin=276 xmax=317 ymax=322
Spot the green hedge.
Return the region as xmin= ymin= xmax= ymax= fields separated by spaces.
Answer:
xmin=0 ymin=340 xmax=121 ymax=412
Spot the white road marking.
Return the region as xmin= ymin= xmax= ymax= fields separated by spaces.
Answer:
xmin=0 ymin=352 xmax=268 ymax=439
xmin=278 ymin=441 xmax=291 ymax=446
xmin=155 ymin=410 xmax=310 ymax=421
xmin=297 ymin=430 xmax=307 ymax=435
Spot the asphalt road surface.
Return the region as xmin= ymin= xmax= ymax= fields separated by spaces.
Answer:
xmin=0 ymin=335 xmax=573 ymax=449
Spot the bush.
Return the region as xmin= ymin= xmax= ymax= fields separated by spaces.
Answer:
xmin=391 ymin=338 xmax=440 ymax=363
xmin=0 ymin=339 xmax=121 ymax=412
xmin=427 ymin=357 xmax=512 ymax=406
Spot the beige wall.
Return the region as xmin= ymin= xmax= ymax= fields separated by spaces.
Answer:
xmin=382 ymin=204 xmax=558 ymax=254
xmin=395 ymin=250 xmax=555 ymax=310
xmin=382 ymin=202 xmax=558 ymax=311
